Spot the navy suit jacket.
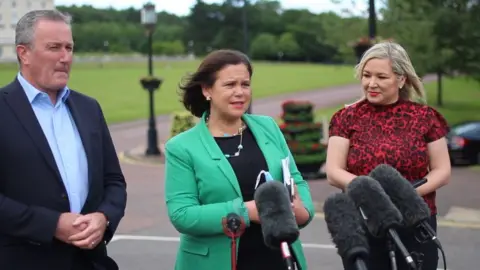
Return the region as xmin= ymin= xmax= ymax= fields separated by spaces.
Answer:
xmin=0 ymin=78 xmax=127 ymax=270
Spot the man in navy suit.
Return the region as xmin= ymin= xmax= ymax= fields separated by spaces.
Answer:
xmin=0 ymin=9 xmax=127 ymax=270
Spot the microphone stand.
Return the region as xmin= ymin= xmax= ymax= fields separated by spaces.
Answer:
xmin=354 ymin=259 xmax=368 ymax=270
xmin=222 ymin=215 xmax=246 ymax=270
xmin=280 ymin=242 xmax=296 ymax=270
xmin=387 ymin=229 xmax=416 ymax=269
xmin=387 ymin=237 xmax=397 ymax=270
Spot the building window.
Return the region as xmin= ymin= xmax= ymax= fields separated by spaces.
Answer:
xmin=0 ymin=46 xmax=3 ymax=58
xmin=41 ymin=2 xmax=46 ymax=8
xmin=12 ymin=1 xmax=16 ymax=8
xmin=11 ymin=12 xmax=17 ymax=24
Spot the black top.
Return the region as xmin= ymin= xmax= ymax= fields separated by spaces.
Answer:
xmin=214 ymin=127 xmax=296 ymax=270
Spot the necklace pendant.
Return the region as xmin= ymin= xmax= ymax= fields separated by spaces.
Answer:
xmin=234 ymin=152 xmax=240 ymax=157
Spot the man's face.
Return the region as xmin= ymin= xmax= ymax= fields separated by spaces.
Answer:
xmin=17 ymin=19 xmax=73 ymax=92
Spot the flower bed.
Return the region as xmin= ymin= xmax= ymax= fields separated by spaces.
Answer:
xmin=352 ymin=36 xmax=394 ymax=62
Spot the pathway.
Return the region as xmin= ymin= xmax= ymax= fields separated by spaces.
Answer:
xmin=110 ymin=74 xmax=437 ymax=152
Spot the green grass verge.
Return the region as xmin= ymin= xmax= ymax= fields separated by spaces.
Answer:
xmin=314 ymin=77 xmax=480 ymax=125
xmin=0 ymin=60 xmax=357 ymax=124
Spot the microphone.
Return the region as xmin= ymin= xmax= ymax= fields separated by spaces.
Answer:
xmin=222 ymin=213 xmax=246 ymax=270
xmin=346 ymin=176 xmax=417 ymax=269
xmin=369 ymin=164 xmax=447 ymax=270
xmin=323 ymin=193 xmax=369 ymax=270
xmin=254 ymin=180 xmax=299 ymax=270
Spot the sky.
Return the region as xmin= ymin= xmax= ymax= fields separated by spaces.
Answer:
xmin=54 ymin=0 xmax=370 ymax=17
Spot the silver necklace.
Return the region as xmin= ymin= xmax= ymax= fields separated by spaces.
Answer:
xmin=225 ymin=129 xmax=244 ymax=158
xmin=206 ymin=116 xmax=245 ymax=158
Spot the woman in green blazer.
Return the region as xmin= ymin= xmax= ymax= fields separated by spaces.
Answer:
xmin=164 ymin=49 xmax=316 ymax=270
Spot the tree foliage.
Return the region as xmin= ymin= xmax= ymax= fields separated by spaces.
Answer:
xmin=58 ymin=0 xmax=480 ymax=79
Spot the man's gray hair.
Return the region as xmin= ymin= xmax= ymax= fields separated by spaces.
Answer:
xmin=15 ymin=9 xmax=72 ymax=47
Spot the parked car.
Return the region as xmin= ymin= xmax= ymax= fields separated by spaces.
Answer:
xmin=447 ymin=121 xmax=480 ymax=165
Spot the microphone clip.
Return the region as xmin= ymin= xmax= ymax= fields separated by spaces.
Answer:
xmin=413 ymin=223 xmax=431 ymax=244
xmin=411 ymin=252 xmax=424 ymax=270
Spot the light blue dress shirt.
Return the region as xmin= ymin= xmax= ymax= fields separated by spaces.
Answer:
xmin=17 ymin=73 xmax=89 ymax=213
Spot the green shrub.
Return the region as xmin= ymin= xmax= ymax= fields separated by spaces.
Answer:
xmin=170 ymin=111 xmax=196 ymax=138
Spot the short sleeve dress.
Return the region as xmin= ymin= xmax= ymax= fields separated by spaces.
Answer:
xmin=328 ymin=99 xmax=449 ymax=215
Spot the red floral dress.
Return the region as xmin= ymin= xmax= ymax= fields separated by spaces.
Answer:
xmin=329 ymin=99 xmax=449 ymax=214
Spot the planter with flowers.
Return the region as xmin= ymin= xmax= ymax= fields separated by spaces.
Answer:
xmin=279 ymin=100 xmax=327 ymax=179
xmin=352 ymin=36 xmax=395 ymax=63
xmin=140 ymin=75 xmax=163 ymax=91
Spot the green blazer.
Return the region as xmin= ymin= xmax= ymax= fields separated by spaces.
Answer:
xmin=164 ymin=113 xmax=316 ymax=270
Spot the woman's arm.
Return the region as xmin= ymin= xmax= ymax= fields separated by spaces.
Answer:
xmin=244 ymin=201 xmax=259 ymax=223
xmin=416 ymin=137 xmax=451 ymax=196
xmin=291 ymin=184 xmax=310 ymax=226
xmin=325 ymin=136 xmax=357 ymax=190
xmin=164 ymin=141 xmax=252 ymax=236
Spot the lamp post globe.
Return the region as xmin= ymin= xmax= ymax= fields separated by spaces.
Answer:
xmin=141 ymin=3 xmax=157 ymax=26
xmin=141 ymin=2 xmax=157 ymax=76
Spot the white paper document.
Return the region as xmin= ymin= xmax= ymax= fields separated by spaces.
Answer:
xmin=281 ymin=157 xmax=294 ymax=199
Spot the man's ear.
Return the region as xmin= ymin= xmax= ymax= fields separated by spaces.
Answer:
xmin=16 ymin=45 xmax=30 ymax=65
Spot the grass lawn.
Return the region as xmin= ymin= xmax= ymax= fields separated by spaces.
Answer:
xmin=313 ymin=77 xmax=480 ymax=125
xmin=0 ymin=60 xmax=357 ymax=124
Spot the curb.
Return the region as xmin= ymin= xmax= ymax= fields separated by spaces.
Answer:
xmin=313 ymin=211 xmax=480 ymax=229
xmin=118 ymin=151 xmax=161 ymax=168
xmin=118 ymin=143 xmax=167 ymax=167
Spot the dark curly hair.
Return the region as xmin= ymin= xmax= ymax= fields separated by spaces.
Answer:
xmin=179 ymin=49 xmax=253 ymax=118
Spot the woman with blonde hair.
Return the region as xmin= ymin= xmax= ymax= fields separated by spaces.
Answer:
xmin=326 ymin=41 xmax=451 ymax=270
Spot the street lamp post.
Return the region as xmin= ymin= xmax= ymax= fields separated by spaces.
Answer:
xmin=368 ymin=0 xmax=377 ymax=39
xmin=140 ymin=2 xmax=161 ymax=156
xmin=241 ymin=0 xmax=252 ymax=114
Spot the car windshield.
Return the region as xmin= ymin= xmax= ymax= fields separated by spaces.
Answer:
xmin=452 ymin=122 xmax=480 ymax=137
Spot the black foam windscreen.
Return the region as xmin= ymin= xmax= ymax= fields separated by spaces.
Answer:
xmin=346 ymin=176 xmax=403 ymax=238
xmin=254 ymin=181 xmax=299 ymax=249
xmin=226 ymin=213 xmax=244 ymax=234
xmin=323 ymin=193 xmax=370 ymax=262
xmin=369 ymin=164 xmax=431 ymax=227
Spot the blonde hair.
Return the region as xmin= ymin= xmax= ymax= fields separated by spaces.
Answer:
xmin=348 ymin=41 xmax=426 ymax=106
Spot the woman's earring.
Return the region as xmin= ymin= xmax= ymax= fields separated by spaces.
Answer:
xmin=206 ymin=96 xmax=211 ymax=101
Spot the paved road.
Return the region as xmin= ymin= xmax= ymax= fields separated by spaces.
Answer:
xmin=106 ymin=77 xmax=480 ymax=270
xmin=109 ymin=220 xmax=478 ymax=270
